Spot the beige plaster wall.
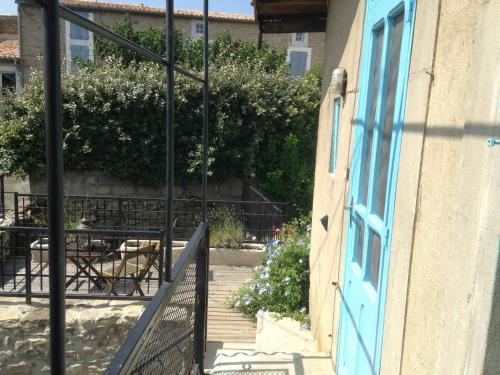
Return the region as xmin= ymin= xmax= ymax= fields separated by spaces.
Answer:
xmin=397 ymin=0 xmax=500 ymax=373
xmin=310 ymin=0 xmax=500 ymax=374
xmin=309 ymin=0 xmax=365 ymax=358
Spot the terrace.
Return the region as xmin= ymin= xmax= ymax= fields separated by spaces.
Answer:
xmin=0 ymin=0 xmax=327 ymax=373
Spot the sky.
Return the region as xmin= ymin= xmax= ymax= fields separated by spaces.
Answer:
xmin=0 ymin=0 xmax=254 ymax=15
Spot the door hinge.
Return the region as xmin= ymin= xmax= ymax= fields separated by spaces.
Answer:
xmin=382 ymin=227 xmax=390 ymax=240
xmin=406 ymin=0 xmax=414 ymax=23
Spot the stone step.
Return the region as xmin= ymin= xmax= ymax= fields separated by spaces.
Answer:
xmin=211 ymin=349 xmax=335 ymax=375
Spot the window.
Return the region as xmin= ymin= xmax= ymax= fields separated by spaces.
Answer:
xmin=0 ymin=71 xmax=18 ymax=103
xmin=196 ymin=23 xmax=204 ymax=34
xmin=65 ymin=11 xmax=94 ymax=70
xmin=292 ymin=32 xmax=308 ymax=46
xmin=329 ymin=98 xmax=341 ymax=173
xmin=287 ymin=47 xmax=311 ymax=77
xmin=191 ymin=22 xmax=204 ymax=39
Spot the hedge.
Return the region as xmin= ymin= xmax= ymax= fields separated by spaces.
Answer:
xmin=0 ymin=38 xmax=320 ymax=215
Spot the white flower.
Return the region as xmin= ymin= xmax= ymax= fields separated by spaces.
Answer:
xmin=299 ymin=259 xmax=303 ymax=264
xmin=258 ymin=287 xmax=267 ymax=295
xmin=300 ymin=307 xmax=307 ymax=314
xmin=235 ymin=301 xmax=240 ymax=307
xmin=300 ymin=322 xmax=310 ymax=331
xmin=245 ymin=298 xmax=252 ymax=305
xmin=284 ymin=290 xmax=290 ymax=297
xmin=284 ymin=276 xmax=291 ymax=283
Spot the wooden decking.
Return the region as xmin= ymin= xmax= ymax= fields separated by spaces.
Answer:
xmin=1 ymin=258 xmax=257 ymax=343
xmin=207 ymin=265 xmax=256 ymax=344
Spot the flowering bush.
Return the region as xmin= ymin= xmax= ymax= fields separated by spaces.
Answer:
xmin=0 ymin=56 xmax=319 ymax=214
xmin=230 ymin=221 xmax=311 ymax=327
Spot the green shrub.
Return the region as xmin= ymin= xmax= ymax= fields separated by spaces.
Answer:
xmin=0 ymin=32 xmax=320 ymax=216
xmin=209 ymin=209 xmax=245 ymax=249
xmin=230 ymin=220 xmax=311 ymax=327
xmin=94 ymin=15 xmax=287 ymax=73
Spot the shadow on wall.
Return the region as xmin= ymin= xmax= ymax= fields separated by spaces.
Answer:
xmin=312 ymin=119 xmax=498 ymax=370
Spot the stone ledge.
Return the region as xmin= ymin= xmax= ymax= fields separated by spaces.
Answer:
xmin=0 ymin=297 xmax=146 ymax=374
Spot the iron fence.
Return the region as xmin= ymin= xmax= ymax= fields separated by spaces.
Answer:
xmin=9 ymin=192 xmax=287 ymax=242
xmin=0 ymin=226 xmax=165 ymax=302
xmin=106 ymin=222 xmax=209 ymax=375
xmin=242 ymin=181 xmax=289 ymax=240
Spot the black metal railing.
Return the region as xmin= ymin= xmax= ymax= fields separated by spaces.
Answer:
xmin=26 ymin=0 xmax=210 ymax=371
xmin=0 ymin=175 xmax=5 ymax=219
xmin=9 ymin=192 xmax=287 ymax=242
xmin=106 ymin=222 xmax=209 ymax=375
xmin=242 ymin=180 xmax=289 ymax=239
xmin=0 ymin=226 xmax=166 ymax=302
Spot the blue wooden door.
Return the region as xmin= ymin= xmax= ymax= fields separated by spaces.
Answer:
xmin=336 ymin=1 xmax=416 ymax=374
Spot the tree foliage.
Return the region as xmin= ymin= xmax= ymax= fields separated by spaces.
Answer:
xmin=0 ymin=24 xmax=320 ymax=215
xmin=94 ymin=14 xmax=286 ymax=72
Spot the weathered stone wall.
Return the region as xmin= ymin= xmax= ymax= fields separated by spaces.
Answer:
xmin=0 ymin=298 xmax=146 ymax=374
xmin=29 ymin=171 xmax=243 ymax=201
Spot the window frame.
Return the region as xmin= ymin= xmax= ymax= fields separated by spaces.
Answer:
xmin=292 ymin=32 xmax=309 ymax=46
xmin=191 ymin=21 xmax=205 ymax=39
xmin=329 ymin=97 xmax=341 ymax=174
xmin=0 ymin=67 xmax=20 ymax=104
xmin=65 ymin=11 xmax=94 ymax=71
xmin=286 ymin=47 xmax=312 ymax=76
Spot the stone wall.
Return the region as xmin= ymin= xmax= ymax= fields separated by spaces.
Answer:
xmin=0 ymin=298 xmax=146 ymax=374
xmin=29 ymin=171 xmax=243 ymax=201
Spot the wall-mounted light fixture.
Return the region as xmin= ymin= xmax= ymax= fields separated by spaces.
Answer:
xmin=330 ymin=67 xmax=347 ymax=97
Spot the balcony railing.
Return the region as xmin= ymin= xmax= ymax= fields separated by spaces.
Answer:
xmin=106 ymin=222 xmax=209 ymax=374
xmin=7 ymin=192 xmax=287 ymax=242
xmin=0 ymin=176 xmax=5 ymax=219
xmin=0 ymin=226 xmax=165 ymax=302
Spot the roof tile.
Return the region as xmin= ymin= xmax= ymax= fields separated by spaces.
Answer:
xmin=59 ymin=0 xmax=255 ymax=22
xmin=0 ymin=39 xmax=19 ymax=59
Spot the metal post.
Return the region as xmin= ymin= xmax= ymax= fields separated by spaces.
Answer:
xmin=25 ymin=232 xmax=32 ymax=305
xmin=0 ymin=175 xmax=4 ymax=219
xmin=14 ymin=192 xmax=19 ymax=225
xmin=42 ymin=0 xmax=66 ymax=373
xmin=195 ymin=225 xmax=209 ymax=371
xmin=202 ymin=0 xmax=209 ymax=223
xmin=158 ymin=229 xmax=165 ymax=285
xmin=165 ymin=0 xmax=174 ymax=281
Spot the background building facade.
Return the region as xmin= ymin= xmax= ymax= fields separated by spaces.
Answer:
xmin=15 ymin=0 xmax=325 ymax=82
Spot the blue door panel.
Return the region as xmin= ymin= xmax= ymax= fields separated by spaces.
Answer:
xmin=336 ymin=1 xmax=416 ymax=374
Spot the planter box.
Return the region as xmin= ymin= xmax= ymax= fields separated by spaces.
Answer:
xmin=30 ymin=238 xmax=49 ymax=263
xmin=170 ymin=243 xmax=266 ymax=266
xmin=209 ymin=246 xmax=265 ymax=266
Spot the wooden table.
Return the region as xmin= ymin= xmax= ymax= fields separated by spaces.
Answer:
xmin=65 ymin=241 xmax=111 ymax=290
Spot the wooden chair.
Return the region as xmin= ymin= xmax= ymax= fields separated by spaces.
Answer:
xmin=99 ymin=240 xmax=160 ymax=296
